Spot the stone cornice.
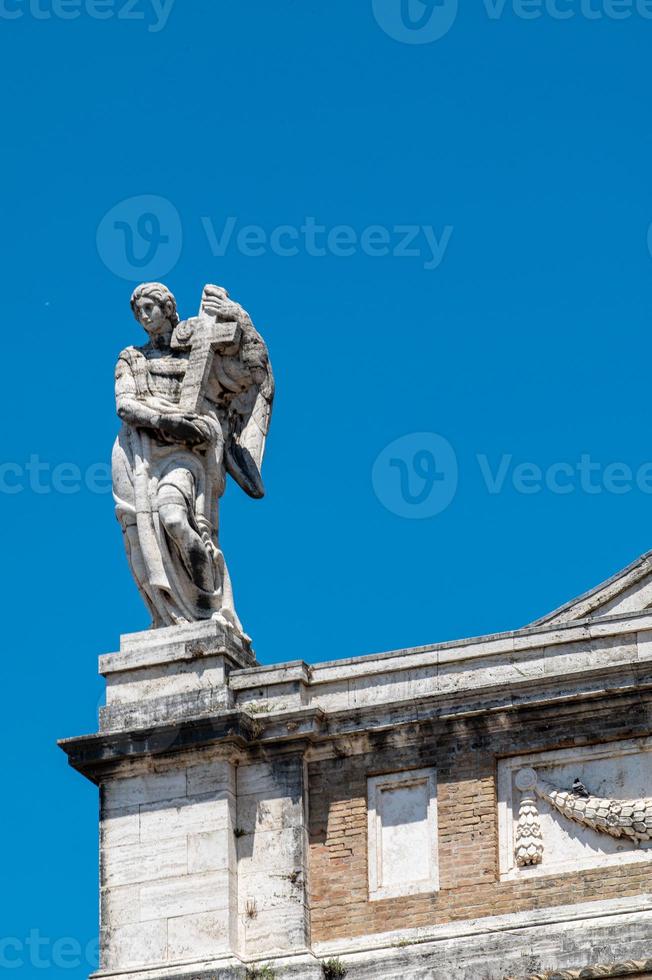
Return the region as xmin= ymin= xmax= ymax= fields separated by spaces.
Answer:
xmin=237 ymin=608 xmax=652 ymax=687
xmin=60 ymin=659 xmax=652 ymax=782
xmin=60 ymin=607 xmax=652 ymax=781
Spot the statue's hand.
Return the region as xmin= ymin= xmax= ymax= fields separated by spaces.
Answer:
xmin=158 ymin=414 xmax=210 ymax=446
xmin=189 ymin=416 xmax=218 ymax=446
xmin=201 ymin=285 xmax=242 ymax=323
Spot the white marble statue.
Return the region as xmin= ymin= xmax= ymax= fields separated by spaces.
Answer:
xmin=112 ymin=282 xmax=274 ymax=638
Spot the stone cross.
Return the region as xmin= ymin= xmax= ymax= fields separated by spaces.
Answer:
xmin=172 ymin=287 xmax=242 ymax=413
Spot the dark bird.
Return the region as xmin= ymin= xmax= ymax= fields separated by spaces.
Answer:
xmin=571 ymin=777 xmax=590 ymax=799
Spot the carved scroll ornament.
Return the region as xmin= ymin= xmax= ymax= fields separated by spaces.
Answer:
xmin=514 ymin=767 xmax=652 ymax=870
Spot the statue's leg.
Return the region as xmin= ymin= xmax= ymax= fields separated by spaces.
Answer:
xmin=122 ymin=520 xmax=166 ymax=627
xmin=158 ymin=485 xmax=215 ymax=594
xmin=113 ymin=433 xmax=168 ymax=627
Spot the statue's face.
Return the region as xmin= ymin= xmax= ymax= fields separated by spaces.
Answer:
xmin=135 ymin=296 xmax=169 ymax=336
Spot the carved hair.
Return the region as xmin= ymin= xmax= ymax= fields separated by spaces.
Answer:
xmin=130 ymin=282 xmax=180 ymax=327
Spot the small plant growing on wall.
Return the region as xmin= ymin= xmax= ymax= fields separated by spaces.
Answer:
xmin=245 ymin=965 xmax=277 ymax=980
xmin=245 ymin=898 xmax=258 ymax=920
xmin=322 ymin=958 xmax=347 ymax=979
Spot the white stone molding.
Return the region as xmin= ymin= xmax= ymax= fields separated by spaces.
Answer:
xmin=367 ymin=768 xmax=439 ymax=901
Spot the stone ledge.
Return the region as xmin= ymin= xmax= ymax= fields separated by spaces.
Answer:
xmin=99 ymin=687 xmax=232 ymax=734
xmin=59 ymin=714 xmax=254 ymax=783
xmin=221 ymin=615 xmax=652 ymax=719
xmin=228 ymin=661 xmax=312 ymax=689
xmin=241 ymin=609 xmax=652 ymax=689
xmin=312 ymin=894 xmax=652 ymax=958
xmin=94 ymin=607 xmax=652 ymax=731
xmin=505 ymin=962 xmax=652 ymax=979
xmin=101 ymin=621 xmax=257 ymax=675
xmin=85 ymin=896 xmax=652 ymax=980
xmin=60 ymin=663 xmax=652 ymax=780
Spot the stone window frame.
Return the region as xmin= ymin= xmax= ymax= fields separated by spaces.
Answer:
xmin=367 ymin=767 xmax=439 ymax=901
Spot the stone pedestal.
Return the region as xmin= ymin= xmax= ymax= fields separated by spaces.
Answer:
xmin=99 ymin=621 xmax=256 ymax=733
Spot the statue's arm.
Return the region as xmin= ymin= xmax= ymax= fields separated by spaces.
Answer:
xmin=115 ymin=356 xmax=162 ymax=431
xmin=115 ymin=354 xmax=215 ymax=446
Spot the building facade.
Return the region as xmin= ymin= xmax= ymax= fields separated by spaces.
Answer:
xmin=61 ymin=551 xmax=652 ymax=979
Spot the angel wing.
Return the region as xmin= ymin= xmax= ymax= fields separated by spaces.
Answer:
xmin=225 ymin=315 xmax=274 ymax=498
xmin=222 ymin=319 xmax=274 ymax=500
xmin=198 ymin=285 xmax=274 ymax=499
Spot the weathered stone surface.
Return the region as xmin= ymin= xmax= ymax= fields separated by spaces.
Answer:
xmin=102 ymin=919 xmax=167 ymax=971
xmin=166 ymin=910 xmax=231 ymax=960
xmin=139 ymin=870 xmax=233 ymax=919
xmin=103 ymin=771 xmax=187 ymax=811
xmin=236 ymin=754 xmax=309 ymax=957
xmin=138 ymin=794 xmax=231 ymax=842
xmin=98 ymin=758 xmax=238 ymax=971
xmin=99 ymin=620 xmax=256 ymax=733
xmin=102 ymin=837 xmax=188 ymax=887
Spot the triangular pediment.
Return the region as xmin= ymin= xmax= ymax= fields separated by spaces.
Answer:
xmin=530 ymin=550 xmax=652 ymax=626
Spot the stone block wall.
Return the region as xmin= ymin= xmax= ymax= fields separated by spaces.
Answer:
xmin=235 ymin=754 xmax=310 ymax=956
xmin=99 ymin=752 xmax=311 ymax=971
xmin=100 ymin=761 xmax=237 ymax=971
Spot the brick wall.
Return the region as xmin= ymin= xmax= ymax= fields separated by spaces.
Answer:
xmin=308 ymin=693 xmax=652 ymax=941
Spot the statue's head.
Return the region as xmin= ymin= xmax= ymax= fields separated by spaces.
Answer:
xmin=130 ymin=282 xmax=180 ymax=336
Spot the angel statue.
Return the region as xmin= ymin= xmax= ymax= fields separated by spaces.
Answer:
xmin=111 ymin=282 xmax=274 ymax=640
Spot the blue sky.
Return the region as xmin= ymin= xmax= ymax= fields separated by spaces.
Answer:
xmin=3 ymin=0 xmax=652 ymax=974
